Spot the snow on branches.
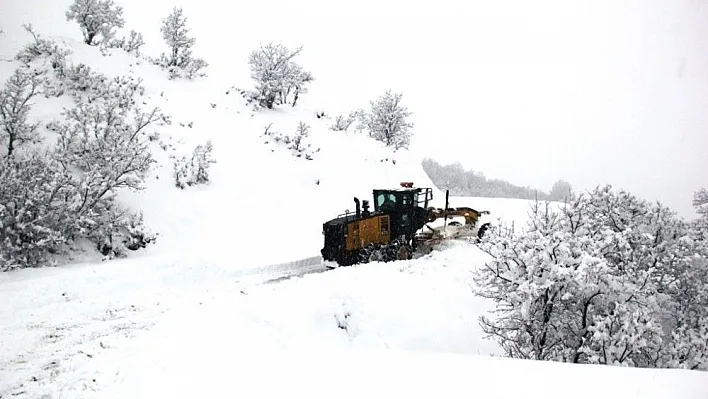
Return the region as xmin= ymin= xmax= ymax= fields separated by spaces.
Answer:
xmin=0 ymin=150 xmax=73 ymax=270
xmin=0 ymin=68 xmax=45 ymax=157
xmin=173 ymin=140 xmax=216 ymax=189
xmin=694 ymin=188 xmax=708 ymax=221
xmin=0 ymin=57 xmax=163 ymax=268
xmin=65 ymin=0 xmax=125 ymax=46
xmin=330 ymin=110 xmax=362 ymax=132
xmin=248 ymin=42 xmax=313 ymax=109
xmin=261 ymin=122 xmax=318 ymax=160
xmin=474 ymin=185 xmax=708 ymax=370
xmin=107 ymin=30 xmax=145 ymax=56
xmin=15 ymin=24 xmax=72 ymax=70
xmin=156 ymin=7 xmax=208 ymax=80
xmin=358 ymin=90 xmax=414 ymax=150
xmin=50 ymin=96 xmax=160 ymax=198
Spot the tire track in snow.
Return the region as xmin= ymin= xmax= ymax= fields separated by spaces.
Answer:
xmin=229 ymin=256 xmax=332 ymax=285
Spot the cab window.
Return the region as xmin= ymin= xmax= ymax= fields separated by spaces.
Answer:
xmin=376 ymin=193 xmax=397 ymax=208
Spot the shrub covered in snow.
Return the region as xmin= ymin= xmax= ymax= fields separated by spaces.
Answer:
xmin=0 ymin=150 xmax=156 ymax=270
xmin=14 ymin=24 xmax=72 ymax=74
xmin=694 ymin=188 xmax=708 ymax=221
xmin=48 ymin=62 xmax=105 ymax=97
xmin=474 ymin=185 xmax=708 ymax=370
xmin=0 ymin=56 xmax=163 ymax=269
xmin=49 ymin=80 xmax=162 ymax=257
xmin=248 ymin=42 xmax=313 ymax=109
xmin=107 ymin=30 xmax=145 ymax=56
xmin=261 ymin=122 xmax=318 ymax=160
xmin=358 ymin=90 xmax=414 ymax=150
xmin=0 ymin=67 xmax=45 ymax=157
xmin=92 ymin=206 xmax=155 ymax=258
xmin=0 ymin=150 xmax=73 ymax=270
xmin=173 ymin=140 xmax=216 ymax=189
xmin=65 ymin=0 xmax=125 ymax=46
xmin=330 ymin=110 xmax=362 ymax=132
xmin=154 ymin=7 xmax=208 ymax=80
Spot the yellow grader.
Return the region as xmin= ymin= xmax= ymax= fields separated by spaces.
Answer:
xmin=320 ymin=182 xmax=491 ymax=267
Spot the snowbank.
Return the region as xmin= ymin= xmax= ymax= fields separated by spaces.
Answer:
xmin=4 ymin=240 xmax=700 ymax=398
xmin=104 ymin=349 xmax=708 ymax=399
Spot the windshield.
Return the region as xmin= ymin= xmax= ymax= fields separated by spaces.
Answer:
xmin=376 ymin=193 xmax=397 ymax=209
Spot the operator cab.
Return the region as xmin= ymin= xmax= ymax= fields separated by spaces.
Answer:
xmin=372 ymin=185 xmax=433 ymax=244
xmin=372 ymin=187 xmax=432 ymax=213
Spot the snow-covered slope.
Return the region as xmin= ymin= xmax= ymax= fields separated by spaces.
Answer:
xmin=0 ymin=33 xmax=444 ymax=267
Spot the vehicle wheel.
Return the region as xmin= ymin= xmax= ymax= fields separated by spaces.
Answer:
xmin=478 ymin=223 xmax=490 ymax=239
xmin=368 ymin=248 xmax=385 ymax=262
xmin=395 ymin=244 xmax=412 ymax=260
xmin=385 ymin=237 xmax=412 ymax=261
xmin=360 ymin=244 xmax=384 ymax=263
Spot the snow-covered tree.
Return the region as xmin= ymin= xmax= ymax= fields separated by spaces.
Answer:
xmin=158 ymin=7 xmax=208 ymax=79
xmin=248 ymin=43 xmax=313 ymax=109
xmin=161 ymin=7 xmax=193 ymax=66
xmin=694 ymin=187 xmax=708 ymax=220
xmin=173 ymin=140 xmax=216 ymax=189
xmin=283 ymin=64 xmax=313 ymax=107
xmin=0 ymin=150 xmax=74 ymax=270
xmin=0 ymin=60 xmax=161 ymax=268
xmin=474 ymin=185 xmax=708 ymax=369
xmin=0 ymin=68 xmax=44 ymax=157
xmin=360 ymin=90 xmax=414 ymax=150
xmin=549 ymin=179 xmax=573 ymax=202
xmin=46 ymin=74 xmax=163 ymax=251
xmin=422 ymin=158 xmax=557 ymax=200
xmin=65 ymin=0 xmax=125 ymax=45
xmin=51 ymin=98 xmax=160 ymax=205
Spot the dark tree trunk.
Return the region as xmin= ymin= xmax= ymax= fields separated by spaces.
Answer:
xmin=7 ymin=132 xmax=15 ymax=157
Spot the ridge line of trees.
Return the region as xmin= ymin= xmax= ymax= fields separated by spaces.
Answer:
xmin=422 ymin=158 xmax=573 ymax=201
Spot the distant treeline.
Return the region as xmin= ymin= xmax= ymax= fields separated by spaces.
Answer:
xmin=421 ymin=158 xmax=572 ymax=202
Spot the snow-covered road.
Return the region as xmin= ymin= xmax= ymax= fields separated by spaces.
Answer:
xmin=3 ymin=239 xmax=708 ymax=399
xmin=0 ymin=251 xmax=334 ymax=398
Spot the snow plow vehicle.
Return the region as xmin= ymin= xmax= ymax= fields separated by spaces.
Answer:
xmin=320 ymin=182 xmax=491 ymax=267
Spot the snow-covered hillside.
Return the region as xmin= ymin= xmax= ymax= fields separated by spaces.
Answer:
xmin=0 ymin=33 xmax=443 ymax=267
xmin=2 ymin=1 xmax=708 ymax=398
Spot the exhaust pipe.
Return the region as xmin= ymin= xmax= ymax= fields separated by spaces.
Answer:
xmin=354 ymin=197 xmax=361 ymax=217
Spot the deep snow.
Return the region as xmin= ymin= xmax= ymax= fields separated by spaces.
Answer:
xmin=1 ymin=2 xmax=708 ymax=398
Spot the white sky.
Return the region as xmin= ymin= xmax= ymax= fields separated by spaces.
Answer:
xmin=1 ymin=0 xmax=707 ymax=217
